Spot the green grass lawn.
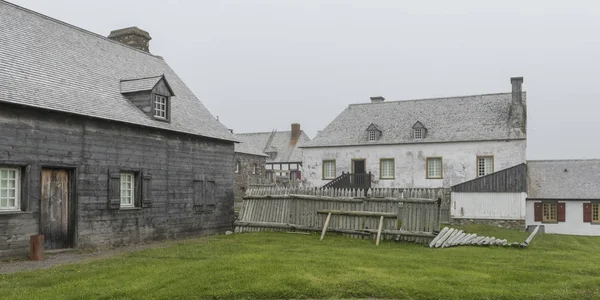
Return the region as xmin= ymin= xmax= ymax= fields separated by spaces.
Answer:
xmin=2 ymin=225 xmax=600 ymax=299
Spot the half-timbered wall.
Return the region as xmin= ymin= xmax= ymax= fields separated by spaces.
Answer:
xmin=0 ymin=104 xmax=234 ymax=258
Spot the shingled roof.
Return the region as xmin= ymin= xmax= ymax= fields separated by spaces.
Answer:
xmin=303 ymin=92 xmax=526 ymax=148
xmin=0 ymin=1 xmax=237 ymax=142
xmin=527 ymin=160 xmax=600 ymax=199
xmin=234 ymin=134 xmax=268 ymax=157
xmin=238 ymin=131 xmax=311 ymax=163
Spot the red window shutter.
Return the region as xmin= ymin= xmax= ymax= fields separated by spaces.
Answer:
xmin=297 ymin=171 xmax=302 ymax=180
xmin=534 ymin=203 xmax=543 ymax=222
xmin=557 ymin=202 xmax=566 ymax=222
xmin=583 ymin=203 xmax=592 ymax=223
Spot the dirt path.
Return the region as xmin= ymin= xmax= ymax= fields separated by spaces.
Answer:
xmin=0 ymin=241 xmax=170 ymax=274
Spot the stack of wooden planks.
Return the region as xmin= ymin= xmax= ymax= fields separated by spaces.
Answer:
xmin=428 ymin=226 xmax=540 ymax=248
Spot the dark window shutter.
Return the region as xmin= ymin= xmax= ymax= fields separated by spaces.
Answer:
xmin=297 ymin=171 xmax=302 ymax=180
xmin=534 ymin=203 xmax=543 ymax=222
xmin=142 ymin=174 xmax=152 ymax=208
xmin=108 ymin=170 xmax=121 ymax=209
xmin=583 ymin=203 xmax=592 ymax=223
xmin=557 ymin=202 xmax=566 ymax=222
xmin=206 ymin=181 xmax=216 ymax=212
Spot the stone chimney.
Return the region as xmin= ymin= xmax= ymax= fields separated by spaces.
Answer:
xmin=370 ymin=96 xmax=385 ymax=103
xmin=509 ymin=77 xmax=526 ymax=134
xmin=108 ymin=27 xmax=152 ymax=52
xmin=290 ymin=123 xmax=301 ymax=145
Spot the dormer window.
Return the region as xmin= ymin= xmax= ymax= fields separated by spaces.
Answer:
xmin=413 ymin=128 xmax=423 ymax=140
xmin=412 ymin=121 xmax=427 ymax=140
xmin=368 ymin=130 xmax=377 ymax=141
xmin=366 ymin=123 xmax=382 ymax=141
xmin=154 ymin=95 xmax=168 ymax=119
xmin=120 ymin=75 xmax=174 ymax=123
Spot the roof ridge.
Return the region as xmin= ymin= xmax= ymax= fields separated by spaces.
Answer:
xmin=528 ymin=159 xmax=600 ymax=162
xmin=348 ymin=92 xmax=515 ymax=107
xmin=238 ymin=130 xmax=293 ymax=135
xmin=0 ymin=0 xmax=164 ymax=59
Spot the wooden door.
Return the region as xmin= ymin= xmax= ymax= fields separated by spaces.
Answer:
xmin=41 ymin=169 xmax=70 ymax=249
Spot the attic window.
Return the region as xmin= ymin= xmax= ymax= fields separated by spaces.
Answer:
xmin=368 ymin=130 xmax=377 ymax=141
xmin=412 ymin=121 xmax=427 ymax=140
xmin=414 ymin=128 xmax=423 ymax=140
xmin=154 ymin=95 xmax=168 ymax=120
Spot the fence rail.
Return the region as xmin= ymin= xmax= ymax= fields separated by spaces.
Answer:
xmin=235 ymin=187 xmax=449 ymax=244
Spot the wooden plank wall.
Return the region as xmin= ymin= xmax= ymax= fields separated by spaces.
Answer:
xmin=451 ymin=163 xmax=527 ymax=193
xmin=236 ymin=187 xmax=447 ymax=243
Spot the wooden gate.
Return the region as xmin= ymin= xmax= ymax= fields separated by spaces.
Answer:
xmin=41 ymin=169 xmax=71 ymax=249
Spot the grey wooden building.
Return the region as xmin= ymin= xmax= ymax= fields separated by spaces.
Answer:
xmin=0 ymin=2 xmax=238 ymax=257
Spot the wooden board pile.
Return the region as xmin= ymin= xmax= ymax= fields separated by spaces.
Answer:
xmin=429 ymin=227 xmax=528 ymax=248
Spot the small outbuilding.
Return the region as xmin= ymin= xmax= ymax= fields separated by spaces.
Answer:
xmin=526 ymin=160 xmax=600 ymax=235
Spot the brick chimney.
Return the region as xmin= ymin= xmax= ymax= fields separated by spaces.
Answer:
xmin=509 ymin=77 xmax=526 ymax=134
xmin=108 ymin=27 xmax=151 ymax=52
xmin=370 ymin=96 xmax=385 ymax=103
xmin=290 ymin=123 xmax=301 ymax=145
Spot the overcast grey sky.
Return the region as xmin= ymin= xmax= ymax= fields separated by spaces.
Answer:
xmin=10 ymin=0 xmax=600 ymax=160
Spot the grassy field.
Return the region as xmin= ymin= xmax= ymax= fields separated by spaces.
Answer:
xmin=1 ymin=225 xmax=600 ymax=299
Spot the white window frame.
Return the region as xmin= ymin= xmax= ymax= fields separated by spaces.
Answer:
xmin=120 ymin=173 xmax=135 ymax=208
xmin=414 ymin=128 xmax=423 ymax=140
xmin=252 ymin=164 xmax=257 ymax=175
xmin=426 ymin=158 xmax=442 ymax=179
xmin=380 ymin=159 xmax=395 ymax=179
xmin=368 ymin=130 xmax=377 ymax=141
xmin=477 ymin=156 xmax=494 ymax=177
xmin=322 ymin=160 xmax=336 ymax=180
xmin=235 ymin=161 xmax=240 ymax=174
xmin=0 ymin=167 xmax=20 ymax=211
xmin=154 ymin=95 xmax=168 ymax=119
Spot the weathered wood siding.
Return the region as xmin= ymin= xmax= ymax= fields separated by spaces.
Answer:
xmin=0 ymin=104 xmax=235 ymax=258
xmin=451 ymin=163 xmax=527 ymax=193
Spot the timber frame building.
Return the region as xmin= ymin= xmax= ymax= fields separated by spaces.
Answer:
xmin=0 ymin=1 xmax=238 ymax=257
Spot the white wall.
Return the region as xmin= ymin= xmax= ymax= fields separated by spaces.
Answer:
xmin=451 ymin=192 xmax=526 ymax=220
xmin=302 ymin=140 xmax=526 ymax=188
xmin=526 ymin=201 xmax=600 ymax=236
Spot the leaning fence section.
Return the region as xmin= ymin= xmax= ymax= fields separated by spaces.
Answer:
xmin=235 ymin=187 xmax=448 ymax=244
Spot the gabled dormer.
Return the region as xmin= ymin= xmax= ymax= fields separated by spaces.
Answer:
xmin=120 ymin=75 xmax=175 ymax=122
xmin=366 ymin=123 xmax=382 ymax=141
xmin=412 ymin=121 xmax=427 ymax=140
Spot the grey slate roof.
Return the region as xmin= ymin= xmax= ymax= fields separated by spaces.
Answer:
xmin=238 ymin=131 xmax=311 ymax=163
xmin=0 ymin=1 xmax=237 ymax=142
xmin=527 ymin=160 xmax=600 ymax=199
xmin=303 ymin=93 xmax=526 ymax=148
xmin=234 ymin=134 xmax=268 ymax=157
xmin=120 ymin=76 xmax=164 ymax=94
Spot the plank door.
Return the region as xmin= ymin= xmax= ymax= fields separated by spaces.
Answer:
xmin=41 ymin=169 xmax=70 ymax=249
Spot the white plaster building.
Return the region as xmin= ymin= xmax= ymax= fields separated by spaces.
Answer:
xmin=526 ymin=160 xmax=600 ymax=236
xmin=302 ymin=77 xmax=527 ymax=189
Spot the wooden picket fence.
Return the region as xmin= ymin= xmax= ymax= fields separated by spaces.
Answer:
xmin=235 ymin=187 xmax=448 ymax=244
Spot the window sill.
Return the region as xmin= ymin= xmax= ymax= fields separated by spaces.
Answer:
xmin=0 ymin=210 xmax=31 ymax=215
xmin=541 ymin=221 xmax=559 ymax=224
xmin=380 ymin=178 xmax=395 ymax=180
xmin=426 ymin=177 xmax=443 ymax=180
xmin=322 ymin=178 xmax=335 ymax=180
xmin=119 ymin=207 xmax=142 ymax=211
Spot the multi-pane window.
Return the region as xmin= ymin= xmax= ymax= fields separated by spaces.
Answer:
xmin=154 ymin=95 xmax=168 ymax=119
xmin=542 ymin=203 xmax=557 ymax=222
xmin=380 ymin=159 xmax=395 ymax=179
xmin=368 ymin=130 xmax=377 ymax=141
xmin=477 ymin=156 xmax=494 ymax=177
xmin=322 ymin=160 xmax=336 ymax=179
xmin=426 ymin=158 xmax=442 ymax=179
xmin=0 ymin=168 xmax=19 ymax=211
xmin=593 ymin=203 xmax=599 ymax=223
xmin=414 ymin=128 xmax=423 ymax=140
xmin=120 ymin=173 xmax=135 ymax=207
xmin=235 ymin=161 xmax=240 ymax=173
